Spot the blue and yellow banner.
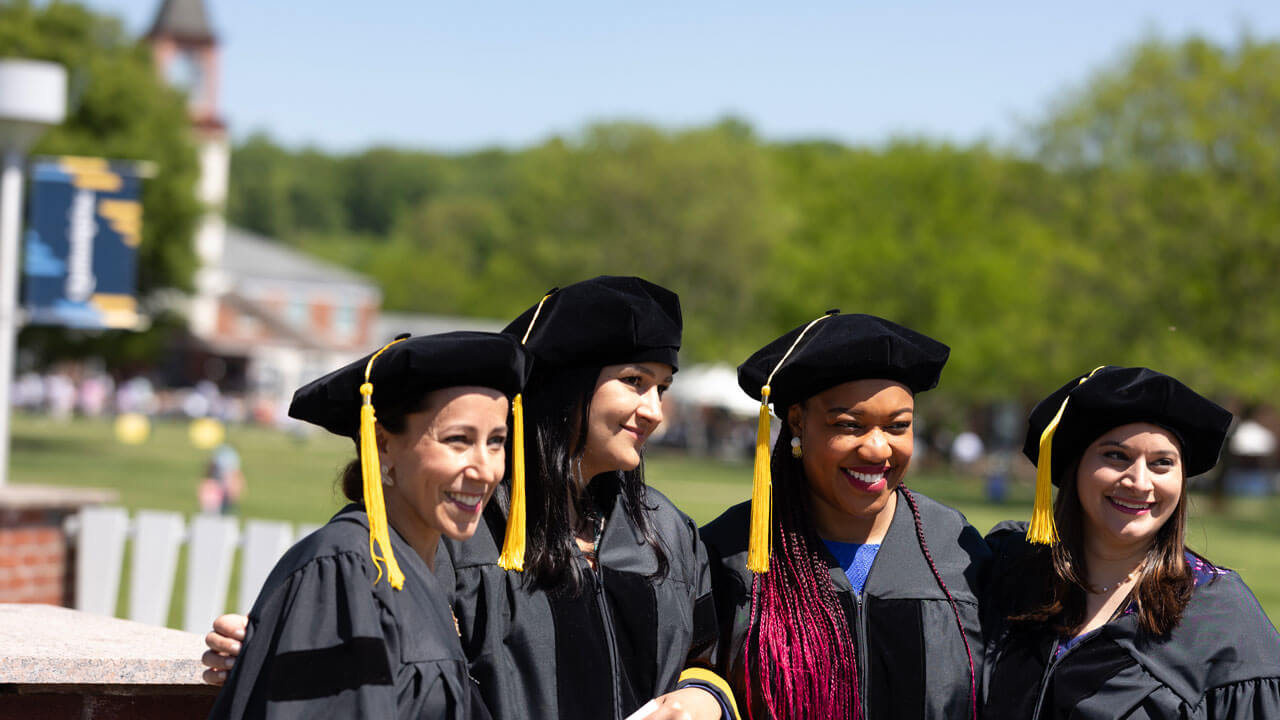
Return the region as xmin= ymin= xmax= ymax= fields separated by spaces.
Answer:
xmin=22 ymin=156 xmax=145 ymax=330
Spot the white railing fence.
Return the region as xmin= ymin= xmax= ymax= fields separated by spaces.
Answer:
xmin=69 ymin=506 xmax=320 ymax=632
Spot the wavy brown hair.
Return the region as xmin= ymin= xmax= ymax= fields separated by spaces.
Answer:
xmin=1011 ymin=455 xmax=1205 ymax=637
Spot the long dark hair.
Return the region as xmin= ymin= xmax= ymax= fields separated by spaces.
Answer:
xmin=744 ymin=423 xmax=977 ymax=720
xmin=505 ymin=363 xmax=670 ymax=595
xmin=1011 ymin=454 xmax=1201 ymax=637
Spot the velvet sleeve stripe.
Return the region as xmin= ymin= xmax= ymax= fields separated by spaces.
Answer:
xmin=691 ymin=593 xmax=718 ymax=650
xmin=267 ymin=636 xmax=394 ymax=702
xmin=677 ymin=667 xmax=741 ymax=720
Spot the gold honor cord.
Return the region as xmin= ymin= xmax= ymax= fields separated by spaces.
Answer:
xmin=360 ymin=337 xmax=409 ymax=589
xmin=498 ymin=290 xmax=557 ymax=571
xmin=1027 ymin=365 xmax=1106 ymax=546
xmin=747 ymin=310 xmax=838 ymax=574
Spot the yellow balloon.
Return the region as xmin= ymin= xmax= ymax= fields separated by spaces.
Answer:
xmin=189 ymin=417 xmax=225 ymax=450
xmin=114 ymin=413 xmax=151 ymax=445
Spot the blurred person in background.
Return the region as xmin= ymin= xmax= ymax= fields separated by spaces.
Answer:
xmin=209 ymin=331 xmax=529 ymax=719
xmin=77 ymin=368 xmax=112 ymax=417
xmin=45 ymin=370 xmax=75 ymax=421
xmin=13 ymin=371 xmax=45 ymax=412
xmin=114 ymin=376 xmax=157 ymax=415
xmin=197 ymin=443 xmax=246 ymax=515
xmin=701 ymin=312 xmax=987 ymax=720
xmin=982 ymin=366 xmax=1280 ymax=719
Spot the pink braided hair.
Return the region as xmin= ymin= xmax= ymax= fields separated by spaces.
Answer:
xmin=744 ymin=430 xmax=860 ymax=720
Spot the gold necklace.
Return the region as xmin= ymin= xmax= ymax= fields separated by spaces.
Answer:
xmin=1092 ymin=564 xmax=1141 ymax=593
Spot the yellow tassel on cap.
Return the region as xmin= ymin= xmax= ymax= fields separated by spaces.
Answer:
xmin=498 ymin=290 xmax=556 ymax=571
xmin=360 ymin=338 xmax=407 ymax=590
xmin=497 ymin=392 xmax=528 ymax=570
xmin=1027 ymin=366 xmax=1105 ymax=546
xmin=746 ymin=310 xmax=837 ymax=575
xmin=1027 ymin=401 xmax=1066 ymax=546
xmin=746 ymin=386 xmax=774 ymax=573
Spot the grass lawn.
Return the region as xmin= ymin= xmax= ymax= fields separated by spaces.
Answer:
xmin=10 ymin=414 xmax=1280 ymax=624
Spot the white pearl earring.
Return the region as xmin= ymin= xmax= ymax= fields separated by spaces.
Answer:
xmin=381 ymin=464 xmax=394 ymax=487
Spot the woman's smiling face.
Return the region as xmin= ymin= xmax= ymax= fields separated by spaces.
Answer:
xmin=381 ymin=386 xmax=510 ymax=548
xmin=788 ymin=378 xmax=914 ymax=539
xmin=578 ymin=362 xmax=673 ymax=480
xmin=1075 ymin=422 xmax=1184 ymax=555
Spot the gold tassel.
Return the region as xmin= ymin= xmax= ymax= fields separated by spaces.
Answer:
xmin=359 ymin=338 xmax=408 ymax=589
xmin=1027 ymin=400 xmax=1065 ymax=546
xmin=497 ymin=290 xmax=555 ymax=571
xmin=746 ymin=310 xmax=837 ymax=575
xmin=1027 ymin=366 xmax=1105 ymax=546
xmin=746 ymin=386 xmax=774 ymax=574
xmin=498 ymin=392 xmax=527 ymax=570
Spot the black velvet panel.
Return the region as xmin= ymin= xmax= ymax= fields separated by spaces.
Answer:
xmin=602 ymin=567 xmax=658 ymax=715
xmin=865 ymin=596 xmax=927 ymax=720
xmin=1047 ymin=635 xmax=1138 ymax=716
xmin=549 ymin=576 xmax=615 ymax=720
xmin=984 ymin=627 xmax=1051 ymax=720
xmin=267 ymin=637 xmax=393 ymax=702
xmin=689 ymin=592 xmax=718 ymax=657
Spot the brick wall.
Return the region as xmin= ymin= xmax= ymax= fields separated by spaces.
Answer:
xmin=0 ymin=693 xmax=216 ymax=720
xmin=0 ymin=509 xmax=70 ymax=606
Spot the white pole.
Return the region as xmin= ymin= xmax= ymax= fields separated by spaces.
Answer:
xmin=0 ymin=59 xmax=67 ymax=487
xmin=0 ymin=149 xmax=23 ymax=485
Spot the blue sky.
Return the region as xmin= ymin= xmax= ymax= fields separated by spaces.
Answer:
xmin=85 ymin=0 xmax=1280 ymax=153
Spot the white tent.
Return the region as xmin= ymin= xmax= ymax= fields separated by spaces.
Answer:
xmin=1231 ymin=420 xmax=1277 ymax=457
xmin=668 ymin=364 xmax=762 ymax=418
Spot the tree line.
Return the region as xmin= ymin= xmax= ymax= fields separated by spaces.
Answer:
xmin=224 ymin=36 xmax=1280 ymax=404
xmin=5 ymin=1 xmax=1278 ymax=406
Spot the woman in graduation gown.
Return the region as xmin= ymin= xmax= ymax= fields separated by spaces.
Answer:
xmin=699 ymin=312 xmax=989 ymax=720
xmin=981 ymin=366 xmax=1280 ymax=719
xmin=205 ymin=277 xmax=737 ymax=720
xmin=209 ymin=331 xmax=529 ymax=719
xmin=441 ymin=276 xmax=736 ymax=720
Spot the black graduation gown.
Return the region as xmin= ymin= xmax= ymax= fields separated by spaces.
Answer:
xmin=982 ymin=524 xmax=1280 ymax=720
xmin=210 ymin=504 xmax=489 ymax=720
xmin=700 ymin=487 xmax=990 ymax=719
xmin=439 ymin=477 xmax=726 ymax=720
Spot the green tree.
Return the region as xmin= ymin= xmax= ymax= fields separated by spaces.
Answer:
xmin=1 ymin=0 xmax=200 ymax=364
xmin=496 ymin=120 xmax=789 ymax=362
xmin=225 ymin=133 xmax=294 ymax=238
xmin=1033 ymin=35 xmax=1280 ymax=401
xmin=376 ymin=192 xmax=514 ymax=312
xmin=339 ymin=148 xmax=457 ymax=236
xmin=767 ymin=140 xmax=1076 ymax=399
xmin=226 ymin=134 xmax=348 ymax=238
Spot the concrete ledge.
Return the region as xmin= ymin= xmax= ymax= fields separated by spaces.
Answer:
xmin=0 ymin=604 xmax=212 ymax=687
xmin=0 ymin=485 xmax=118 ymax=511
